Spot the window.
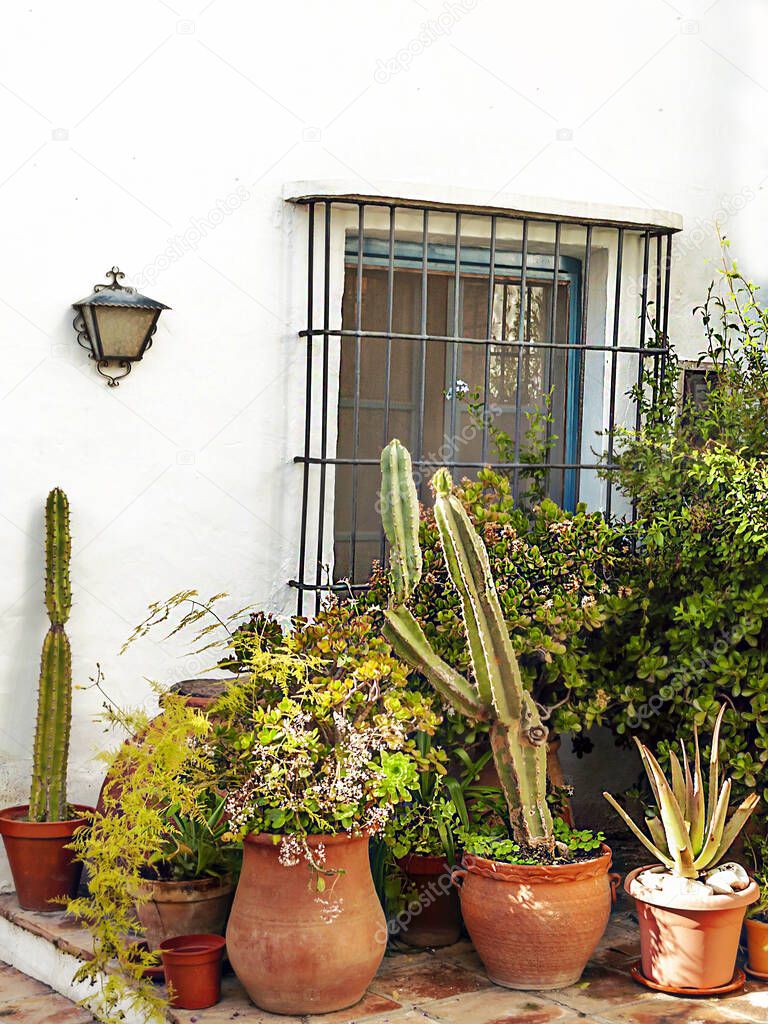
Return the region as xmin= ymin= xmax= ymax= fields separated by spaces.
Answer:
xmin=289 ymin=195 xmax=677 ymax=613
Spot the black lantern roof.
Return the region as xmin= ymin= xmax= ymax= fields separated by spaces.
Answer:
xmin=73 ymin=267 xmax=170 ymax=312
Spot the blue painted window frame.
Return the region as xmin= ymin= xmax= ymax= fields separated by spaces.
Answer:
xmin=345 ymin=236 xmax=583 ymax=508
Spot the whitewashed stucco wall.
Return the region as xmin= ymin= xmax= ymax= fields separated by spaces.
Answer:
xmin=1 ymin=0 xmax=767 ymax=881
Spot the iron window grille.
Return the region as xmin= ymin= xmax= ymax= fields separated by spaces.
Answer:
xmin=288 ymin=194 xmax=678 ymax=615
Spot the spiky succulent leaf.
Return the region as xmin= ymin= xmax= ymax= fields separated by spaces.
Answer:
xmin=707 ymin=705 xmax=726 ymax=832
xmin=708 ymin=792 xmax=760 ymax=869
xmin=694 ymin=777 xmax=732 ymax=870
xmin=602 ymin=793 xmax=674 ymax=868
xmin=640 ymin=743 xmax=696 ymax=877
xmin=646 ymin=815 xmax=670 ymax=857
xmin=690 ymin=725 xmax=706 ymax=854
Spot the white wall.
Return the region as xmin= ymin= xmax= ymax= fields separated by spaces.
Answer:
xmin=1 ymin=0 xmax=767 ymax=876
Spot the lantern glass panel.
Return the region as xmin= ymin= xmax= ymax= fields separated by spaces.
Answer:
xmin=94 ymin=307 xmax=156 ymax=359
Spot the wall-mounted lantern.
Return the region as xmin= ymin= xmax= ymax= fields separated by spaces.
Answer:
xmin=72 ymin=267 xmax=170 ymax=386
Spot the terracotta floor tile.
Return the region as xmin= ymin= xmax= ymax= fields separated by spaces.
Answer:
xmin=708 ymin=978 xmax=768 ymax=1023
xmin=305 ymin=991 xmax=402 ymax=1023
xmin=370 ymin=959 xmax=491 ymax=1003
xmin=413 ymin=986 xmax=583 ymax=1024
xmin=0 ymin=963 xmax=53 ymax=1002
xmin=545 ymin=963 xmax=652 ymax=1014
xmin=598 ymin=997 xmax=752 ymax=1023
xmin=168 ymin=974 xmax=301 ymax=1023
xmin=0 ymin=993 xmax=93 ymax=1024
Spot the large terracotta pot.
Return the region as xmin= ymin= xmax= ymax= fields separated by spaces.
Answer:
xmin=226 ymin=832 xmax=386 ymax=1015
xmin=397 ymin=854 xmax=461 ymax=948
xmin=0 ymin=804 xmax=93 ymax=912
xmin=746 ymin=918 xmax=768 ymax=975
xmin=454 ymin=844 xmax=616 ymax=989
xmin=136 ymin=875 xmax=234 ymax=950
xmin=625 ymin=865 xmax=759 ymax=989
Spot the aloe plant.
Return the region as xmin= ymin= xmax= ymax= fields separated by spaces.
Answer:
xmin=379 ymin=439 xmax=554 ymax=849
xmin=28 ymin=488 xmax=73 ymax=822
xmin=604 ymin=706 xmax=759 ymax=877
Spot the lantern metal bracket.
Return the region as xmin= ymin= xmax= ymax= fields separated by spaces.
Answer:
xmin=93 ymin=266 xmax=134 ymax=294
xmin=96 ymin=359 xmax=132 ymax=387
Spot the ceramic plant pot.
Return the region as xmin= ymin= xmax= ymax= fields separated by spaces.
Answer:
xmin=136 ymin=875 xmax=234 ymax=951
xmin=397 ymin=854 xmax=461 ymax=948
xmin=625 ymin=865 xmax=759 ymax=989
xmin=454 ymin=844 xmax=617 ymax=989
xmin=746 ymin=918 xmax=768 ymax=975
xmin=226 ymin=832 xmax=386 ymax=1015
xmin=159 ymin=933 xmax=225 ymax=1009
xmin=0 ymin=804 xmax=93 ymax=912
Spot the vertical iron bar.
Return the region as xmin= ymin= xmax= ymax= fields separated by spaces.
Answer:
xmin=349 ymin=204 xmax=364 ymax=582
xmin=573 ymin=224 xmax=592 ymax=505
xmin=296 ymin=201 xmax=315 ymax=616
xmin=314 ymin=201 xmax=332 ymax=614
xmin=449 ymin=212 xmax=462 ymax=455
xmin=660 ymin=232 xmax=672 ymax=380
xmin=482 ymin=215 xmax=497 ymax=465
xmin=546 ymin=221 xmax=561 ymax=500
xmin=635 ymin=229 xmax=651 ymax=433
xmin=652 ymin=233 xmax=663 ymax=401
xmin=416 ymin=209 xmax=429 ymax=501
xmin=379 ymin=206 xmax=395 ymax=566
xmin=605 ymin=227 xmax=624 ymax=518
xmin=512 ymin=219 xmax=529 ymax=498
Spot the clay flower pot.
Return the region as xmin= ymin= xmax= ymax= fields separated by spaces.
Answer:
xmin=226 ymin=832 xmax=386 ymax=1015
xmin=746 ymin=918 xmax=768 ymax=975
xmin=625 ymin=865 xmax=759 ymax=989
xmin=396 ymin=854 xmax=461 ymax=948
xmin=159 ymin=933 xmax=225 ymax=1009
xmin=136 ymin=875 xmax=234 ymax=951
xmin=454 ymin=844 xmax=616 ymax=989
xmin=0 ymin=804 xmax=93 ymax=912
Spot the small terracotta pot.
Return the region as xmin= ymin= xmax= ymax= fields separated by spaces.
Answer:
xmin=159 ymin=933 xmax=225 ymax=1009
xmin=746 ymin=918 xmax=768 ymax=975
xmin=454 ymin=844 xmax=616 ymax=989
xmin=0 ymin=804 xmax=93 ymax=912
xmin=136 ymin=875 xmax=234 ymax=951
xmin=396 ymin=854 xmax=461 ymax=948
xmin=226 ymin=832 xmax=386 ymax=1015
xmin=625 ymin=865 xmax=759 ymax=989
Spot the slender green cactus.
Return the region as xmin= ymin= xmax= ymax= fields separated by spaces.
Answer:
xmin=29 ymin=488 xmax=72 ymax=822
xmin=380 ymin=440 xmax=554 ymax=849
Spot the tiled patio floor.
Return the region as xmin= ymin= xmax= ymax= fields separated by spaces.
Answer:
xmin=1 ymin=892 xmax=768 ymax=1023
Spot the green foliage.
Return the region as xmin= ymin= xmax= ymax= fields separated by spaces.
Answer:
xmin=586 ymin=244 xmax=768 ymax=812
xmin=30 ymin=488 xmax=73 ymax=823
xmin=68 ymin=692 xmax=214 ymax=1024
xmin=604 ymin=706 xmax=759 ymax=877
xmin=149 ymin=794 xmax=240 ymax=882
xmin=209 ymin=604 xmax=443 ymax=870
xmin=360 ymin=467 xmax=629 ymax=738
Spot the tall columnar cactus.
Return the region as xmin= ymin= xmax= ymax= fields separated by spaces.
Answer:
xmin=380 ymin=440 xmax=554 ymax=849
xmin=28 ymin=488 xmax=72 ymax=822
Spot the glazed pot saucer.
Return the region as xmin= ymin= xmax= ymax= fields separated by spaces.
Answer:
xmin=629 ymin=961 xmax=745 ymax=996
xmin=745 ymin=963 xmax=768 ymax=981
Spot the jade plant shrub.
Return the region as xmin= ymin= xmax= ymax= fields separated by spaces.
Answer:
xmin=357 ymin=466 xmax=632 ymax=743
xmin=586 ymin=248 xmax=768 ymax=808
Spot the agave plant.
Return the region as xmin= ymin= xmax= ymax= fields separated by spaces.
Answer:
xmin=604 ymin=706 xmax=759 ymax=878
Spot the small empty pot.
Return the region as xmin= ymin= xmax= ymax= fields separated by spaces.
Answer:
xmin=159 ymin=933 xmax=226 ymax=1009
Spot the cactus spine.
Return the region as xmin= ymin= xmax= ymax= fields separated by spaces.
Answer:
xmin=380 ymin=440 xmax=554 ymax=849
xmin=29 ymin=488 xmax=72 ymax=822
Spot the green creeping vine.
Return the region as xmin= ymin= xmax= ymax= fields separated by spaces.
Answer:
xmin=380 ymin=440 xmax=554 ymax=850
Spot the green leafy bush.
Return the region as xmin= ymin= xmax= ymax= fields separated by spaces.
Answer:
xmin=586 ymin=245 xmax=768 ymax=809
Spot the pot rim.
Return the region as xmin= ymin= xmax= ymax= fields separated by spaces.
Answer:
xmin=746 ymin=916 xmax=768 ymax=930
xmin=462 ymin=842 xmax=613 ymax=883
xmin=159 ymin=932 xmax=226 ymax=965
xmin=0 ymin=804 xmax=94 ymax=839
xmin=244 ymin=830 xmax=369 ymax=848
xmin=138 ymin=873 xmax=233 ymax=899
xmin=625 ymin=864 xmax=760 ymax=912
xmin=398 ymin=853 xmax=453 ymax=874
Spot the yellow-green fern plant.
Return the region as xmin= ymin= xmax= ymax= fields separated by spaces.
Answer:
xmin=67 ymin=690 xmax=212 ymax=1024
xmin=604 ymin=706 xmax=759 ymax=877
